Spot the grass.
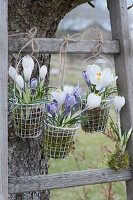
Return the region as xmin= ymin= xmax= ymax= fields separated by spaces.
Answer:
xmin=49 ymin=127 xmax=127 ymax=200
xmin=48 ymin=55 xmax=127 ymax=200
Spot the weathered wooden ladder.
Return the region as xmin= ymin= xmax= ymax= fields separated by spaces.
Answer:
xmin=0 ymin=0 xmax=133 ymax=199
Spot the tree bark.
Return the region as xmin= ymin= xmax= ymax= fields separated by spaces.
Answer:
xmin=8 ymin=0 xmax=90 ymax=199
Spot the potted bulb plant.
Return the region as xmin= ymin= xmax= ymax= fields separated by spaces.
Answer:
xmin=43 ymin=85 xmax=101 ymax=159
xmin=81 ymin=63 xmax=117 ymax=133
xmin=8 ymin=55 xmax=50 ymax=138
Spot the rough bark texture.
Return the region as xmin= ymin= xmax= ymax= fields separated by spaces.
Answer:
xmin=8 ymin=0 xmax=90 ymax=199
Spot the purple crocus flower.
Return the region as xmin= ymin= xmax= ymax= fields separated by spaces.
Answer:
xmin=46 ymin=99 xmax=58 ymax=119
xmin=82 ymin=71 xmax=90 ymax=87
xmin=31 ymin=78 xmax=38 ymax=88
xmin=65 ymin=93 xmax=77 ymax=116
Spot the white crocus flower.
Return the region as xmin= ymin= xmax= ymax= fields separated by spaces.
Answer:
xmin=51 ymin=89 xmax=65 ymax=108
xmin=40 ymin=65 xmax=47 ymax=80
xmin=15 ymin=74 xmax=24 ymax=90
xmin=22 ymin=55 xmax=34 ymax=71
xmin=23 ymin=66 xmax=33 ymax=81
xmin=9 ymin=66 xmax=16 ymax=80
xmin=86 ymin=65 xmax=117 ymax=91
xmin=114 ymin=96 xmax=125 ymax=112
xmin=87 ymin=93 xmax=101 ymax=109
xmin=63 ymin=85 xmax=74 ymax=95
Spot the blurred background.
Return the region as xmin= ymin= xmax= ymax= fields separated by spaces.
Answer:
xmin=49 ymin=1 xmax=133 ymax=199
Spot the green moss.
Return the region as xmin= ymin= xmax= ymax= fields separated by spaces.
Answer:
xmin=43 ymin=125 xmax=76 ymax=159
xmin=107 ymin=151 xmax=130 ymax=171
xmin=81 ymin=101 xmax=110 ymax=133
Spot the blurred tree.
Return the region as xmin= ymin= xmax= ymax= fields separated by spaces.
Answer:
xmin=8 ymin=1 xmax=94 ymax=199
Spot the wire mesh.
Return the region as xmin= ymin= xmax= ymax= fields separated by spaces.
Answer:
xmin=43 ymin=123 xmax=79 ymax=159
xmin=13 ymin=102 xmax=45 ymax=138
xmin=81 ymin=99 xmax=112 ymax=133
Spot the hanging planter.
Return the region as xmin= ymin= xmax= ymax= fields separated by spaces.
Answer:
xmin=78 ymin=55 xmax=117 ymax=133
xmin=8 ymin=55 xmax=49 ymax=138
xmin=43 ymin=85 xmax=100 ymax=159
xmin=43 ymin=123 xmax=79 ymax=159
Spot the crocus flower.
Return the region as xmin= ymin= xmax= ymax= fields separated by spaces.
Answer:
xmin=51 ymin=89 xmax=65 ymax=108
xmin=46 ymin=99 xmax=58 ymax=119
xmin=9 ymin=66 xmax=16 ymax=80
xmin=114 ymin=96 xmax=125 ymax=113
xmin=82 ymin=71 xmax=90 ymax=87
xmin=15 ymin=74 xmax=24 ymax=89
xmin=31 ymin=78 xmax=38 ymax=88
xmin=23 ymin=66 xmax=33 ymax=81
xmin=65 ymin=93 xmax=77 ymax=115
xmin=40 ymin=65 xmax=47 ymax=80
xmin=63 ymin=85 xmax=74 ymax=95
xmin=87 ymin=93 xmax=101 ymax=109
xmin=22 ymin=55 xmax=34 ymax=71
xmin=86 ymin=65 xmax=117 ymax=91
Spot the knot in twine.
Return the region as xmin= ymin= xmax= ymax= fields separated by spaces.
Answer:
xmin=59 ymin=33 xmax=83 ymax=87
xmin=8 ymin=27 xmax=40 ymax=65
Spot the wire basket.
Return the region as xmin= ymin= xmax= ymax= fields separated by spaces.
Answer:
xmin=43 ymin=123 xmax=79 ymax=159
xmin=78 ymin=55 xmax=115 ymax=133
xmin=81 ymin=99 xmax=112 ymax=133
xmin=11 ymin=55 xmax=45 ymax=138
xmin=13 ymin=102 xmax=45 ymax=138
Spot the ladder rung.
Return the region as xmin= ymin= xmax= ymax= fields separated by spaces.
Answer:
xmin=8 ymin=38 xmax=120 ymax=54
xmin=8 ymin=168 xmax=131 ymax=194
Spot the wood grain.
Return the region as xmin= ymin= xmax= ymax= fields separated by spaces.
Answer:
xmin=8 ymin=38 xmax=120 ymax=54
xmin=0 ymin=0 xmax=8 ymax=199
xmin=109 ymin=0 xmax=133 ymax=200
xmin=8 ymin=168 xmax=132 ymax=194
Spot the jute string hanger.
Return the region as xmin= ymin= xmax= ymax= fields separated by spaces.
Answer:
xmin=8 ymin=27 xmax=40 ymax=66
xmin=59 ymin=28 xmax=103 ymax=88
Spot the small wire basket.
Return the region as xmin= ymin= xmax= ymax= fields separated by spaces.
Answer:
xmin=43 ymin=123 xmax=79 ymax=159
xmin=11 ymin=55 xmax=45 ymax=138
xmin=13 ymin=102 xmax=45 ymax=138
xmin=81 ymin=99 xmax=112 ymax=133
xmin=78 ymin=55 xmax=115 ymax=133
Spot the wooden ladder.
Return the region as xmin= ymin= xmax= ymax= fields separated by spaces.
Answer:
xmin=0 ymin=0 xmax=133 ymax=199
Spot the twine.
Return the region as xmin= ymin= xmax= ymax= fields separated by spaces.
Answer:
xmin=59 ymin=33 xmax=83 ymax=87
xmin=82 ymin=28 xmax=103 ymax=57
xmin=59 ymin=29 xmax=103 ymax=87
xmin=8 ymin=27 xmax=40 ymax=66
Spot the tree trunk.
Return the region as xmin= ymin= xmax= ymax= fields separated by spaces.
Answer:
xmin=8 ymin=0 xmax=90 ymax=199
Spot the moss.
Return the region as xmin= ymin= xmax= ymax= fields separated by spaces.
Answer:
xmin=13 ymin=104 xmax=44 ymax=137
xmin=81 ymin=101 xmax=111 ymax=133
xmin=107 ymin=150 xmax=130 ymax=171
xmin=43 ymin=125 xmax=76 ymax=159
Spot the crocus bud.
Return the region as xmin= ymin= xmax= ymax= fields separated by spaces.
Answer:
xmin=114 ymin=96 xmax=125 ymax=112
xmin=31 ymin=78 xmax=38 ymax=88
xmin=9 ymin=66 xmax=16 ymax=80
xmin=40 ymin=65 xmax=47 ymax=80
xmin=22 ymin=55 xmax=34 ymax=71
xmin=82 ymin=71 xmax=90 ymax=87
xmin=15 ymin=74 xmax=24 ymax=89
xmin=87 ymin=93 xmax=101 ymax=109
xmin=63 ymin=85 xmax=74 ymax=95
xmin=23 ymin=66 xmax=33 ymax=81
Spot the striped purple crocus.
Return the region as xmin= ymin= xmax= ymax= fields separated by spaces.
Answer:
xmin=82 ymin=71 xmax=90 ymax=88
xmin=46 ymin=99 xmax=58 ymax=119
xmin=65 ymin=93 xmax=78 ymax=116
